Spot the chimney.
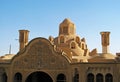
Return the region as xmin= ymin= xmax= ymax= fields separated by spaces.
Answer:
xmin=19 ymin=30 xmax=29 ymax=51
xmin=100 ymin=32 xmax=110 ymax=53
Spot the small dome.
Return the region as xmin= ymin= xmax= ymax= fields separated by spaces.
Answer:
xmin=100 ymin=53 xmax=116 ymax=59
xmin=88 ymin=53 xmax=116 ymax=62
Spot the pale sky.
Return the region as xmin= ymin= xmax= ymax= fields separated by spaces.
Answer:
xmin=0 ymin=0 xmax=120 ymax=56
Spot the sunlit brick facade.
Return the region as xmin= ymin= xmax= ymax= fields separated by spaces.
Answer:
xmin=0 ymin=18 xmax=120 ymax=82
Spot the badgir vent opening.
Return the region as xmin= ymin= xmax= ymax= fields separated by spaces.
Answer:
xmin=0 ymin=18 xmax=120 ymax=82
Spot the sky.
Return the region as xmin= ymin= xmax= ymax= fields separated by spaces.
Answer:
xmin=0 ymin=0 xmax=120 ymax=56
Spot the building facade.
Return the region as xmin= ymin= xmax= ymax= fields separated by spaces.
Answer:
xmin=0 ymin=18 xmax=120 ymax=82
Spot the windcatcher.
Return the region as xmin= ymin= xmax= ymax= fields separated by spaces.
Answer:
xmin=19 ymin=30 xmax=29 ymax=51
xmin=100 ymin=32 xmax=110 ymax=53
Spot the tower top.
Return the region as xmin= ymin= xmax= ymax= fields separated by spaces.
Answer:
xmin=59 ymin=18 xmax=76 ymax=36
xmin=19 ymin=30 xmax=29 ymax=32
xmin=100 ymin=31 xmax=110 ymax=35
xmin=100 ymin=31 xmax=110 ymax=53
xmin=100 ymin=31 xmax=110 ymax=46
xmin=62 ymin=18 xmax=72 ymax=24
xmin=19 ymin=30 xmax=29 ymax=51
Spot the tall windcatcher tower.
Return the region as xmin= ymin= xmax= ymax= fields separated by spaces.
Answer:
xmin=100 ymin=32 xmax=110 ymax=53
xmin=19 ymin=30 xmax=29 ymax=51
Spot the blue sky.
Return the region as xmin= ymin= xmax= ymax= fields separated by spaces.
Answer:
xmin=0 ymin=0 xmax=120 ymax=55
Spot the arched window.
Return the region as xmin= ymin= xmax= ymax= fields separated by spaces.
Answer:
xmin=87 ymin=73 xmax=94 ymax=82
xmin=105 ymin=73 xmax=113 ymax=82
xmin=71 ymin=42 xmax=76 ymax=49
xmin=74 ymin=74 xmax=79 ymax=82
xmin=2 ymin=73 xmax=7 ymax=82
xmin=60 ymin=36 xmax=65 ymax=43
xmin=74 ymin=68 xmax=79 ymax=82
xmin=76 ymin=36 xmax=80 ymax=43
xmin=57 ymin=74 xmax=66 ymax=82
xmin=96 ymin=73 xmax=103 ymax=82
xmin=63 ymin=26 xmax=68 ymax=34
xmin=14 ymin=73 xmax=22 ymax=82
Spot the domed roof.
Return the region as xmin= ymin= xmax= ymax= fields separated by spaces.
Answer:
xmin=88 ymin=53 xmax=116 ymax=62
xmin=100 ymin=53 xmax=116 ymax=59
xmin=62 ymin=18 xmax=73 ymax=24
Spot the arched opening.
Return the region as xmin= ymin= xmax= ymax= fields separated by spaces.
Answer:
xmin=2 ymin=73 xmax=7 ymax=82
xmin=87 ymin=73 xmax=94 ymax=82
xmin=57 ymin=74 xmax=66 ymax=82
xmin=74 ymin=74 xmax=79 ymax=82
xmin=26 ymin=71 xmax=53 ymax=82
xmin=96 ymin=73 xmax=103 ymax=82
xmin=63 ymin=26 xmax=68 ymax=34
xmin=14 ymin=72 xmax=22 ymax=82
xmin=105 ymin=73 xmax=113 ymax=82
xmin=73 ymin=68 xmax=79 ymax=82
xmin=76 ymin=36 xmax=80 ymax=43
xmin=71 ymin=42 xmax=76 ymax=49
xmin=60 ymin=36 xmax=65 ymax=43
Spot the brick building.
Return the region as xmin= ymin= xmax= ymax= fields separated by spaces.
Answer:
xmin=0 ymin=18 xmax=120 ymax=82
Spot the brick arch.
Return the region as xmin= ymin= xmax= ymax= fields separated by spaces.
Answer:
xmin=2 ymin=73 xmax=7 ymax=82
xmin=25 ymin=71 xmax=53 ymax=82
xmin=0 ymin=67 xmax=7 ymax=82
xmin=105 ymin=73 xmax=113 ymax=82
xmin=96 ymin=73 xmax=103 ymax=82
xmin=56 ymin=73 xmax=66 ymax=82
xmin=14 ymin=72 xmax=22 ymax=82
xmin=87 ymin=73 xmax=94 ymax=82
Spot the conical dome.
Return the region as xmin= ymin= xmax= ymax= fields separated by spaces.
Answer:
xmin=62 ymin=18 xmax=72 ymax=24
